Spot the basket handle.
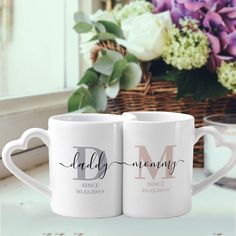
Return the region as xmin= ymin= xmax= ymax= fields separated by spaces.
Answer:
xmin=140 ymin=62 xmax=151 ymax=83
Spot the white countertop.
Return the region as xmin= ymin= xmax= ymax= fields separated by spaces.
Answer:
xmin=0 ymin=164 xmax=235 ymax=236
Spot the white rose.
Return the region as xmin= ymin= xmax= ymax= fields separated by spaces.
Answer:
xmin=116 ymin=11 xmax=172 ymax=61
xmin=80 ymin=10 xmax=117 ymax=66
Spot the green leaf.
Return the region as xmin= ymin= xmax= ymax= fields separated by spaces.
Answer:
xmin=76 ymin=106 xmax=97 ymax=113
xmin=160 ymin=68 xmax=229 ymax=100
xmin=89 ymin=34 xmax=99 ymax=42
xmin=98 ymin=20 xmax=124 ymax=38
xmin=106 ymin=80 xmax=120 ymax=98
xmin=73 ymin=12 xmax=93 ymax=33
xmin=101 ymin=49 xmax=107 ymax=56
xmin=78 ymin=68 xmax=99 ymax=86
xmin=68 ymin=86 xmax=95 ymax=112
xmin=106 ymin=49 xmax=123 ymax=62
xmin=160 ymin=69 xmax=183 ymax=82
xmin=99 ymin=74 xmax=110 ymax=84
xmin=125 ymin=53 xmax=139 ymax=63
xmin=89 ymin=32 xmax=116 ymax=41
xmin=74 ymin=12 xmax=91 ymax=23
xmin=93 ymin=55 xmax=114 ymax=76
xmin=93 ymin=50 xmax=123 ymax=76
xmin=74 ymin=22 xmax=93 ymax=33
xmin=97 ymin=32 xmax=117 ymax=41
xmin=120 ymin=62 xmax=142 ymax=90
xmin=89 ymin=84 xmax=107 ymax=111
xmin=95 ymin=22 xmax=106 ymax=33
xmin=109 ymin=59 xmax=128 ymax=84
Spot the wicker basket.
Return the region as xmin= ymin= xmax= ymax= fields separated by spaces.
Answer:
xmin=107 ymin=77 xmax=236 ymax=168
xmin=91 ymin=40 xmax=236 ymax=167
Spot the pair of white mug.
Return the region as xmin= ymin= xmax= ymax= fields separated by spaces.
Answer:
xmin=2 ymin=112 xmax=236 ymax=218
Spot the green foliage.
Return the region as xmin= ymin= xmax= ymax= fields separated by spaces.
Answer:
xmin=68 ymin=86 xmax=95 ymax=112
xmin=78 ymin=68 xmax=99 ymax=86
xmin=93 ymin=50 xmax=123 ymax=76
xmin=109 ymin=59 xmax=128 ymax=83
xmin=76 ymin=106 xmax=98 ymax=113
xmin=125 ymin=53 xmax=139 ymax=63
xmin=156 ymin=67 xmax=229 ymax=100
xmin=74 ymin=11 xmax=91 ymax=24
xmin=73 ymin=12 xmax=124 ymax=42
xmin=90 ymin=32 xmax=117 ymax=41
xmin=120 ymin=62 xmax=142 ymax=89
xmin=69 ymin=11 xmax=143 ymax=113
xmin=68 ymin=49 xmax=142 ymax=113
xmin=97 ymin=20 xmax=124 ymax=38
xmin=73 ymin=12 xmax=93 ymax=33
xmin=106 ymin=80 xmax=120 ymax=98
xmin=99 ymin=74 xmax=110 ymax=84
xmin=93 ymin=55 xmax=116 ymax=76
xmin=94 ymin=22 xmax=106 ymax=33
xmin=89 ymin=84 xmax=107 ymax=111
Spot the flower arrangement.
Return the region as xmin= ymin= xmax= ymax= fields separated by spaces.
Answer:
xmin=68 ymin=0 xmax=236 ymax=112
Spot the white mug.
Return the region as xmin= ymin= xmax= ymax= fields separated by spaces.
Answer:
xmin=122 ymin=111 xmax=236 ymax=218
xmin=2 ymin=113 xmax=126 ymax=218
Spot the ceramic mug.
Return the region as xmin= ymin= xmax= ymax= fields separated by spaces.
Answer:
xmin=122 ymin=111 xmax=236 ymax=218
xmin=2 ymin=113 xmax=128 ymax=218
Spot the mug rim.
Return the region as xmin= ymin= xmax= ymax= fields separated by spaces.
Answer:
xmin=122 ymin=111 xmax=194 ymax=124
xmin=204 ymin=114 xmax=236 ymax=127
xmin=49 ymin=113 xmax=126 ymax=124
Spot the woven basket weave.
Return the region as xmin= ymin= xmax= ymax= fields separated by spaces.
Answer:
xmin=91 ymin=40 xmax=236 ymax=168
xmin=107 ymin=78 xmax=236 ymax=167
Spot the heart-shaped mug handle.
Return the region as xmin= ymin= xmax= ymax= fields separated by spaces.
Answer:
xmin=2 ymin=128 xmax=51 ymax=197
xmin=193 ymin=126 xmax=236 ymax=195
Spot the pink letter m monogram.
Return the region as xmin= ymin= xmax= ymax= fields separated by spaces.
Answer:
xmin=135 ymin=145 xmax=176 ymax=180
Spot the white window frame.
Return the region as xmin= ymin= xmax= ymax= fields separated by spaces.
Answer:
xmin=0 ymin=0 xmax=104 ymax=179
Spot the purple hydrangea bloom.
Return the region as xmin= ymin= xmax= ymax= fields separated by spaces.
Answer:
xmin=217 ymin=0 xmax=236 ymax=9
xmin=208 ymin=53 xmax=233 ymax=72
xmin=203 ymin=11 xmax=226 ymax=33
xmin=152 ymin=0 xmax=175 ymax=13
xmin=204 ymin=0 xmax=218 ymax=10
xmin=218 ymin=0 xmax=236 ymax=18
xmin=152 ymin=0 xmax=203 ymax=24
xmin=203 ymin=12 xmax=228 ymax=51
xmin=176 ymin=0 xmax=205 ymax=12
xmin=224 ymin=17 xmax=236 ymax=31
xmin=174 ymin=3 xmax=204 ymax=22
xmin=152 ymin=0 xmax=236 ymax=71
xmin=226 ymin=32 xmax=236 ymax=56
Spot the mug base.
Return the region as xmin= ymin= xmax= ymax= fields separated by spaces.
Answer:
xmin=51 ymin=208 xmax=122 ymax=219
xmin=123 ymin=209 xmax=191 ymax=219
